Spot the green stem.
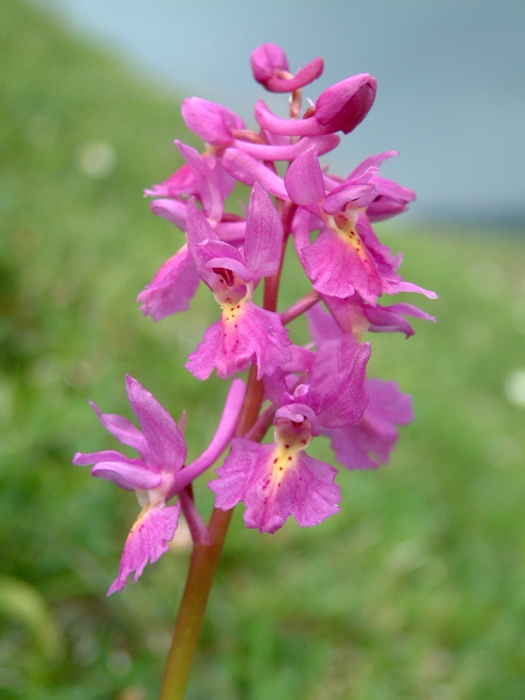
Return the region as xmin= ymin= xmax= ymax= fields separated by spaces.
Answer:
xmin=159 ymin=202 xmax=290 ymax=697
xmin=158 ymin=366 xmax=264 ymax=700
xmin=157 ymin=508 xmax=233 ymax=700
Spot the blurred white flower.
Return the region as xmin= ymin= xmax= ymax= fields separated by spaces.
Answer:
xmin=76 ymin=140 xmax=116 ymax=178
xmin=504 ymin=368 xmax=525 ymax=407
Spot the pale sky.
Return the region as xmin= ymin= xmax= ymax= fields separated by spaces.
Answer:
xmin=41 ymin=0 xmax=525 ymax=222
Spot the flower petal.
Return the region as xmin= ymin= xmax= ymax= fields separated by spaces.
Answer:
xmin=315 ymin=74 xmax=376 ymax=134
xmin=91 ymin=460 xmax=161 ymax=491
xmin=181 ymin=97 xmax=244 ymax=145
xmin=284 ymin=147 xmax=325 ymax=206
xmin=137 ymin=245 xmax=200 ymax=321
xmin=88 ymin=400 xmax=148 ymax=457
xmin=72 ymin=449 xmax=130 ymax=467
xmin=210 ymin=439 xmax=340 ymax=533
xmin=317 ymin=340 xmax=371 ymax=428
xmin=243 ymin=182 xmax=283 ymax=278
xmin=150 ymin=199 xmax=187 ymax=231
xmin=175 ymin=141 xmax=223 ymax=223
xmin=108 ymin=503 xmax=180 ymax=594
xmin=221 ymin=149 xmax=288 ymax=199
xmin=326 ymin=379 xmax=413 ymax=469
xmin=186 ymin=302 xmax=291 ymax=381
xmin=125 ymin=376 xmax=186 ymax=472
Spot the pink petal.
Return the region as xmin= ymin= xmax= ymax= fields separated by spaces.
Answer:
xmin=306 ymin=302 xmax=342 ymax=346
xmin=91 ymin=460 xmax=161 ymax=491
xmin=243 ymin=182 xmax=283 ymax=278
xmin=315 ymin=74 xmax=377 ymax=134
xmin=232 ymin=133 xmax=339 ymax=161
xmin=73 ymin=449 xmax=131 ymax=467
xmin=250 ymin=43 xmax=289 ymax=82
xmin=210 ymin=439 xmax=340 ymax=533
xmin=221 ymin=149 xmax=288 ymax=199
xmin=150 ymin=199 xmax=187 ymax=231
xmin=186 ymin=302 xmax=291 ymax=381
xmin=264 ymin=58 xmax=324 ymax=93
xmin=322 ymin=181 xmax=377 ymax=215
xmin=317 ymin=342 xmax=371 ymax=428
xmin=175 ymin=141 xmax=223 ymax=223
xmin=137 ymin=245 xmax=200 ymax=321
xmin=255 ymin=100 xmax=326 ymax=136
xmin=108 ymin=503 xmax=180 ymax=594
xmin=125 ymin=376 xmax=186 ymax=473
xmin=181 ymin=97 xmax=245 ymax=145
xmin=326 ymin=380 xmax=413 ymax=470
xmin=284 ymin=147 xmax=325 ymax=206
xmin=347 ymin=151 xmax=399 ymax=180
xmin=302 ymin=229 xmax=382 ymax=304
xmin=88 ymin=400 xmax=148 ymax=457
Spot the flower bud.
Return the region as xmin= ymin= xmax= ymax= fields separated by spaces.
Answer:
xmin=366 ymin=176 xmax=416 ymax=221
xmin=181 ymin=97 xmax=245 ymax=145
xmin=251 ymin=43 xmax=289 ymax=82
xmin=315 ymin=74 xmax=377 ymax=134
xmin=251 ymin=43 xmax=324 ymax=93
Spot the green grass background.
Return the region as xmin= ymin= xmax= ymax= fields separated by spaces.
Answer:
xmin=1 ymin=0 xmax=525 ymax=698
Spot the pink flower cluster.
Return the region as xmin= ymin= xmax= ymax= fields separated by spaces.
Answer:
xmin=74 ymin=44 xmax=435 ymax=593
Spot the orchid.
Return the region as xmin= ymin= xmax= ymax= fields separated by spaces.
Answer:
xmin=185 ymin=184 xmax=292 ymax=380
xmin=73 ymin=40 xmax=436 ymax=698
xmin=73 ymin=375 xmax=245 ymax=593
xmin=211 ymin=338 xmax=371 ymax=532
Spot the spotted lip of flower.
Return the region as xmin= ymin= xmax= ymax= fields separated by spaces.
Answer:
xmin=184 ymin=185 xmax=292 ymax=381
xmin=210 ymin=338 xmax=371 ymax=533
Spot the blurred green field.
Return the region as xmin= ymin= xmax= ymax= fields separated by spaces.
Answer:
xmin=2 ymin=1 xmax=525 ymax=698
